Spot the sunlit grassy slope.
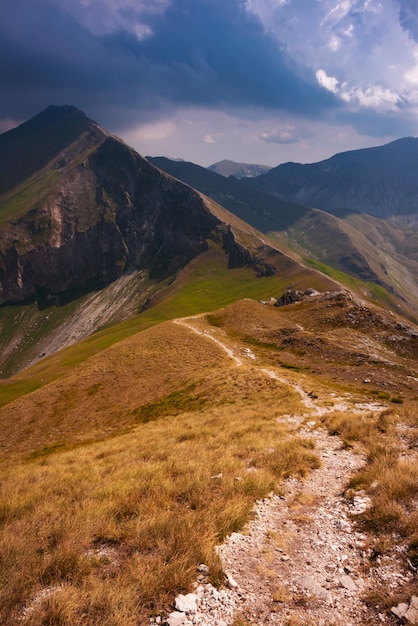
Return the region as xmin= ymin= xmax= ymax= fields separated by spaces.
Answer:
xmin=0 ymin=291 xmax=417 ymax=624
xmin=0 ymin=309 xmax=319 ymax=625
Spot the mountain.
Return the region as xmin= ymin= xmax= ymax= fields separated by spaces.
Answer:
xmin=208 ymin=159 xmax=271 ymax=179
xmin=0 ymin=106 xmax=340 ymax=376
xmin=147 ymin=156 xmax=308 ymax=233
xmin=247 ymin=137 xmax=418 ymax=218
xmin=0 ymin=105 xmax=101 ymax=196
xmin=148 ymin=155 xmax=418 ymax=324
xmin=0 ymin=106 xmax=298 ymax=308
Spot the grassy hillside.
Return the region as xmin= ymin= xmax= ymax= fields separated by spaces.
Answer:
xmin=271 ymin=209 xmax=418 ymax=324
xmin=149 ymin=156 xmax=418 ymax=324
xmin=0 ymin=296 xmax=417 ymax=625
xmin=0 ymin=307 xmax=320 ymax=625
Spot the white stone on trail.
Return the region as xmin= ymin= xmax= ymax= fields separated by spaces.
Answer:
xmin=392 ymin=597 xmax=418 ymax=625
xmin=243 ymin=347 xmax=256 ymax=360
xmin=174 ymin=594 xmax=198 ymax=614
xmin=225 ymin=572 xmax=238 ymax=589
xmin=392 ymin=603 xmax=409 ymax=619
xmin=166 ymin=611 xmax=187 ymax=626
xmin=339 ymin=574 xmax=357 ymax=592
xmin=297 ymin=575 xmax=332 ymax=602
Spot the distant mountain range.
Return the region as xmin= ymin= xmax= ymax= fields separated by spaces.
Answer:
xmin=247 ymin=137 xmax=418 ymax=219
xmin=149 ymin=140 xmax=418 ymax=324
xmin=208 ymin=159 xmax=271 ymax=179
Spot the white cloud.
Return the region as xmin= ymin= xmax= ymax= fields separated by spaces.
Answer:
xmin=328 ymin=35 xmax=341 ymax=51
xmin=123 ymin=120 xmax=176 ymax=144
xmin=316 ymin=69 xmax=402 ymax=111
xmin=204 ymin=134 xmax=216 ymax=144
xmin=247 ymin=0 xmax=418 ymax=120
xmin=323 ymin=0 xmax=356 ymax=25
xmin=316 ymin=69 xmax=339 ymax=93
xmin=405 ymin=52 xmax=418 ymax=85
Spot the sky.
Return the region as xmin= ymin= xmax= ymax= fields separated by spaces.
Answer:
xmin=1 ymin=0 xmax=418 ymax=167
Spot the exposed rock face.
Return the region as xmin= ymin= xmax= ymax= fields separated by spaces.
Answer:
xmin=0 ymin=110 xmax=275 ymax=305
xmin=0 ymin=138 xmax=213 ymax=303
xmin=274 ymin=288 xmax=320 ymax=307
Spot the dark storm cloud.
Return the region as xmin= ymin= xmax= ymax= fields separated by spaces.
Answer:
xmin=395 ymin=0 xmax=418 ymax=42
xmin=0 ymin=0 xmax=338 ymax=128
xmin=0 ymin=1 xmax=115 ymax=120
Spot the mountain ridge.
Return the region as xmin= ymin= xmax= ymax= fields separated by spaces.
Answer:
xmin=247 ymin=136 xmax=418 ymax=218
xmin=0 ymin=107 xmax=282 ymax=306
xmin=149 ymin=151 xmax=418 ymax=324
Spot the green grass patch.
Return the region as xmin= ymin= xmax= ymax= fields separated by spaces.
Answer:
xmin=0 ymin=170 xmax=61 ymax=226
xmin=242 ymin=336 xmax=283 ymax=351
xmin=27 ymin=442 xmax=67 ymax=460
xmin=280 ymin=362 xmax=308 ymax=372
xmin=303 ymin=257 xmax=399 ymax=312
xmin=370 ymin=390 xmax=391 ymax=400
xmin=132 ymin=383 xmax=207 ymax=423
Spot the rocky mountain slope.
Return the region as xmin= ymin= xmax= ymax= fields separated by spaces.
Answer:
xmin=247 ymin=137 xmax=418 ymax=219
xmin=208 ymin=159 xmax=271 ymax=179
xmin=0 ymin=106 xmax=230 ymax=305
xmin=147 ymin=156 xmax=307 ymax=233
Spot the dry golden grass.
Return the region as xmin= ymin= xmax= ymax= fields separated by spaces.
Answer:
xmin=1 ymin=297 xmax=417 ymax=623
xmin=207 ymin=297 xmax=418 ymax=397
xmin=0 ymin=318 xmax=320 ymax=625
xmin=0 ymin=322 xmax=231 ymax=460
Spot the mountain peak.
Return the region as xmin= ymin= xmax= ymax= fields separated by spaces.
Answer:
xmin=208 ymin=159 xmax=271 ymax=179
xmin=0 ymin=105 xmax=102 ymax=196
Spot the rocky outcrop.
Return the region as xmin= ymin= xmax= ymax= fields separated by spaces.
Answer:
xmin=0 ymin=137 xmax=211 ymax=303
xmin=274 ymin=288 xmax=320 ymax=307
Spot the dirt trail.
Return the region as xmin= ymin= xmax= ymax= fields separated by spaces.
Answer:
xmin=168 ymin=315 xmax=391 ymax=625
xmin=174 ymin=316 xmax=244 ymax=367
